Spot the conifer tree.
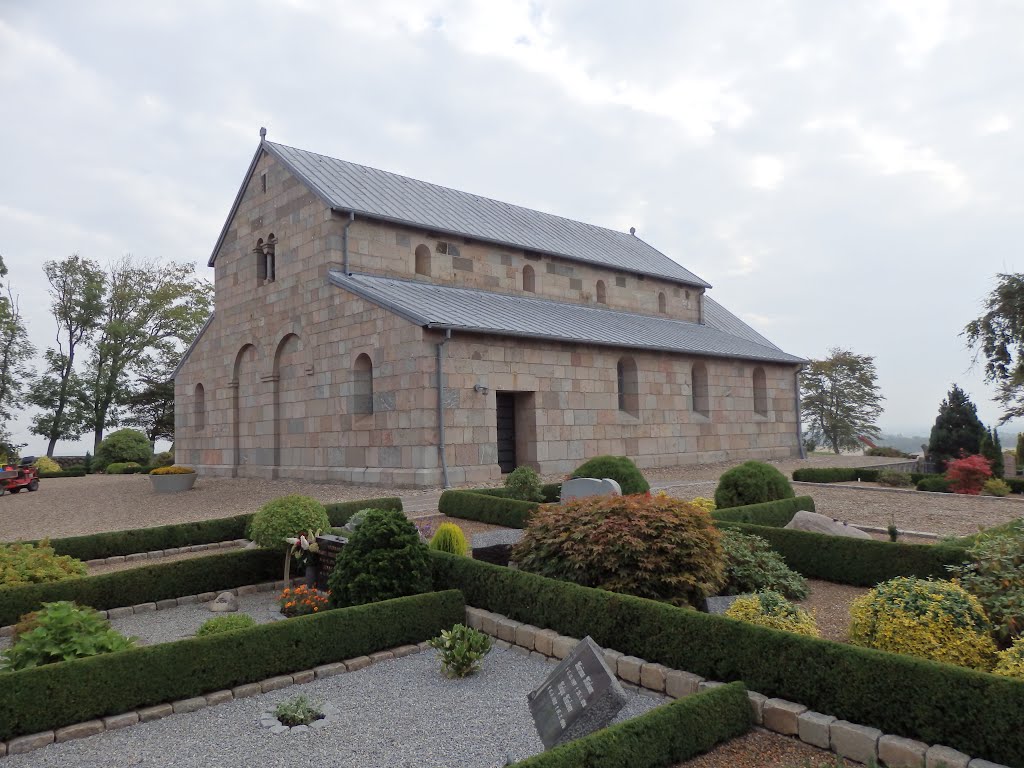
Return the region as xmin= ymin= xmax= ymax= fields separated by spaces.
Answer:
xmin=927 ymin=385 xmax=986 ymax=472
xmin=991 ymin=429 xmax=1005 ymax=478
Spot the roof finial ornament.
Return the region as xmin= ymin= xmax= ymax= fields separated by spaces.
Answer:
xmin=629 ymin=227 xmax=636 ymax=236
xmin=259 ymin=126 xmax=267 ymax=141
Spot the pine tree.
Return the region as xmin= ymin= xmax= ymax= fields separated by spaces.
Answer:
xmin=992 ymin=429 xmax=1005 ymax=478
xmin=927 ymin=384 xmax=986 ymax=472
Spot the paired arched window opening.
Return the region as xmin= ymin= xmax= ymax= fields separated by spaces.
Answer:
xmin=254 ymin=235 xmax=276 ymax=283
xmin=753 ymin=367 xmax=768 ymax=416
xmin=353 ymin=354 xmax=374 ymax=415
xmin=617 ymin=356 xmax=638 ymax=416
xmin=692 ymin=362 xmax=709 ymax=417
xmin=194 ymin=383 xmax=206 ymax=431
xmin=596 ymin=280 xmax=607 ymax=304
xmin=415 ymin=244 xmax=431 ymax=276
xmin=522 ymin=265 xmax=536 ymax=293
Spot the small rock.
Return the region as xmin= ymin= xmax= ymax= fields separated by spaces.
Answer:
xmin=208 ymin=592 xmax=239 ymax=612
xmin=310 ymin=719 xmax=331 ymax=731
xmin=291 ymin=725 xmax=310 ymax=734
xmin=270 ymin=725 xmax=288 ymax=735
xmin=785 ymin=511 xmax=872 ymax=539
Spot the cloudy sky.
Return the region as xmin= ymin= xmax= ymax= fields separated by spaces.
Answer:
xmin=2 ymin=0 xmax=1023 ymax=456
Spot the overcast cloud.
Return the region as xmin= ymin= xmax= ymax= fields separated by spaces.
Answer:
xmin=2 ymin=0 xmax=1023 ymax=456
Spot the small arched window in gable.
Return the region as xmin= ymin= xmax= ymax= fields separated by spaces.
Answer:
xmin=596 ymin=280 xmax=607 ymax=304
xmin=753 ymin=366 xmax=768 ymax=416
xmin=255 ymin=238 xmax=266 ymax=282
xmin=692 ymin=362 xmax=710 ymax=417
xmin=617 ymin=356 xmax=639 ymax=416
xmin=658 ymin=292 xmax=667 ymax=313
xmin=265 ymin=233 xmax=276 ymax=282
xmin=194 ymin=383 xmax=206 ymax=431
xmin=353 ymin=354 xmax=374 ymax=415
xmin=415 ymin=244 xmax=431 ymax=276
xmin=523 ymin=265 xmax=536 ymax=293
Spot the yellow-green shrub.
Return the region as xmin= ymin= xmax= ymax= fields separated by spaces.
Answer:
xmin=983 ymin=478 xmax=1011 ymax=497
xmin=849 ymin=577 xmax=997 ymax=670
xmin=994 ymin=637 xmax=1024 ymax=680
xmin=429 ymin=523 xmax=468 ymax=556
xmin=724 ymin=591 xmax=819 ymax=637
xmin=688 ymin=497 xmax=716 ymax=513
xmin=0 ymin=541 xmax=87 ymax=587
xmin=32 ymin=457 xmax=61 ymax=474
xmin=149 ymin=465 xmax=195 ymax=475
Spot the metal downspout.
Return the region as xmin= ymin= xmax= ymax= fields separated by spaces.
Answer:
xmin=795 ymin=366 xmax=806 ymax=459
xmin=341 ymin=211 xmax=355 ymax=274
xmin=437 ymin=329 xmax=452 ymax=488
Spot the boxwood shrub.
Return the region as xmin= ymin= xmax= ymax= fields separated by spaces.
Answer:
xmin=430 ymin=552 xmax=1024 ymax=766
xmin=0 ymin=590 xmax=464 ymax=741
xmin=0 ymin=549 xmax=280 ymax=627
xmin=38 ymin=468 xmax=86 ymax=479
xmin=324 ymin=497 xmax=402 ymax=527
xmin=511 ymin=682 xmax=751 ymax=768
xmin=438 ymin=490 xmax=540 ymax=528
xmin=710 ymin=496 xmax=815 ymax=526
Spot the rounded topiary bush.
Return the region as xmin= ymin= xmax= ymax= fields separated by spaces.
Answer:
xmin=249 ymin=495 xmax=330 ymax=552
xmin=504 ymin=466 xmax=544 ymax=501
xmin=512 ymin=494 xmax=725 ymax=607
xmin=327 ymin=508 xmax=432 ymax=608
xmin=570 ymin=455 xmax=650 ymax=495
xmin=714 ymin=461 xmax=794 ymax=509
xmin=725 ymin=591 xmax=819 ymax=637
xmin=849 ymin=577 xmax=997 ymax=670
xmin=94 ymin=428 xmax=152 ymax=472
xmin=429 ymin=522 xmax=468 ymax=556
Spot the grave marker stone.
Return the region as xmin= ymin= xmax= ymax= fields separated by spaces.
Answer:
xmin=527 ymin=636 xmax=627 ymax=750
xmin=313 ymin=534 xmax=347 ymax=591
xmin=559 ymin=477 xmax=622 ymax=502
xmin=703 ymin=595 xmax=742 ymax=614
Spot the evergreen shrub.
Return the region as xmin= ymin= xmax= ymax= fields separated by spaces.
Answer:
xmin=106 ymin=462 xmax=142 ymax=475
xmin=917 ymin=476 xmax=952 ymax=493
xmin=196 ymin=614 xmax=257 ymax=637
xmin=983 ymin=478 xmax=1011 ymax=497
xmin=249 ymin=495 xmax=329 ymax=552
xmin=513 ymin=494 xmax=725 ymax=607
xmin=714 ymin=461 xmax=794 ymax=509
xmin=724 ymin=591 xmax=818 ymax=637
xmin=32 ymin=456 xmax=60 ymax=474
xmin=949 ymin=522 xmax=1024 ymax=645
xmin=429 ymin=523 xmax=468 ymax=556
xmin=570 ymin=455 xmax=649 ymax=495
xmin=0 ymin=542 xmax=86 ymax=587
xmin=719 ymin=530 xmax=808 ymax=599
xmin=504 ymin=466 xmax=544 ymax=501
xmin=94 ymin=429 xmax=152 ymax=471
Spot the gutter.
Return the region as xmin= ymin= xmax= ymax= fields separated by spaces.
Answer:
xmin=795 ymin=366 xmax=806 ymax=459
xmin=437 ymin=329 xmax=452 ymax=488
xmin=341 ymin=211 xmax=356 ymax=274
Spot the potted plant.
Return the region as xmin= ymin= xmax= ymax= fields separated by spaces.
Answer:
xmin=148 ymin=465 xmax=197 ymax=492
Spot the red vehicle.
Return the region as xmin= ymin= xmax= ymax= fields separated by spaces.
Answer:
xmin=0 ymin=457 xmax=40 ymax=496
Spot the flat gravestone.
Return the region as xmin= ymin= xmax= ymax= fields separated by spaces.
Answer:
xmin=703 ymin=595 xmax=742 ymax=614
xmin=527 ymin=636 xmax=627 ymax=750
xmin=560 ymin=477 xmax=622 ymax=502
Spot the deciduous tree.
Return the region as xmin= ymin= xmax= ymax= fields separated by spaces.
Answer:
xmin=965 ymin=273 xmax=1024 ymax=422
xmin=800 ymin=348 xmax=884 ymax=454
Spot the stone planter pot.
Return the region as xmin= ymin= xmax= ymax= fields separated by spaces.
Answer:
xmin=149 ymin=472 xmax=197 ymax=493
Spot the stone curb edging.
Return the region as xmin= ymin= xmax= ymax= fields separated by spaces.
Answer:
xmin=792 ymin=480 xmax=1024 ymax=503
xmin=83 ymin=539 xmax=249 ymax=568
xmin=0 ymin=580 xmax=286 ymax=638
xmin=0 ymin=640 xmax=430 ymax=758
xmin=463 ymin=607 xmax=1011 ymax=768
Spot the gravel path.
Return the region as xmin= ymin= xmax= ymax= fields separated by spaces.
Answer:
xmin=2 ymin=646 xmax=666 ymax=768
xmin=797 ymin=579 xmax=867 ymax=643
xmin=86 ymin=545 xmax=247 ymax=576
xmin=674 ymin=728 xmax=859 ymax=767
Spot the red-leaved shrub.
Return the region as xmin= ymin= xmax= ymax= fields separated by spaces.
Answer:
xmin=946 ymin=454 xmax=993 ymax=495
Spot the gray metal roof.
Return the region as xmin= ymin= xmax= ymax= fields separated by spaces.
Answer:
xmin=329 ymin=272 xmax=803 ymax=365
xmin=703 ymin=297 xmax=781 ymax=350
xmin=253 ymin=141 xmax=710 ymax=288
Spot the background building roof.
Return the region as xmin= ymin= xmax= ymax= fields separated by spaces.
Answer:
xmin=329 ymin=271 xmax=803 ymax=364
xmin=256 ymin=140 xmax=711 ymax=288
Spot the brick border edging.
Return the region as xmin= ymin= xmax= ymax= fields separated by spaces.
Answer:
xmin=0 ymin=640 xmax=431 ymax=758
xmin=464 ymin=607 xmax=1010 ymax=768
xmin=0 ymin=580 xmax=285 ymax=637
xmin=82 ymin=539 xmax=249 ymax=568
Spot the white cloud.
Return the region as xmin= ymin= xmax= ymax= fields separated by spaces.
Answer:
xmin=979 ymin=114 xmax=1012 ymax=135
xmin=748 ymin=155 xmax=786 ymax=190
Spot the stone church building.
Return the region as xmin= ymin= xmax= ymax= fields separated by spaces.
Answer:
xmin=174 ymin=132 xmax=804 ymax=487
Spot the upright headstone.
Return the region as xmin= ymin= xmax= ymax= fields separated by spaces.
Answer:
xmin=560 ymin=478 xmax=622 ymax=502
xmin=470 ymin=529 xmax=525 ymax=567
xmin=527 ymin=636 xmax=628 ymax=750
xmin=313 ymin=534 xmax=347 ymax=591
xmin=703 ymin=595 xmax=742 ymax=614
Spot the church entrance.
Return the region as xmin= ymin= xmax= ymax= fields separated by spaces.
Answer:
xmin=496 ymin=392 xmax=518 ymax=473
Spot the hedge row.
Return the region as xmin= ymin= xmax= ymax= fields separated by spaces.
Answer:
xmin=38 ymin=469 xmax=86 ymax=479
xmin=429 ymin=552 xmax=1024 ymax=766
xmin=438 ymin=490 xmax=540 ymax=528
xmin=792 ymin=467 xmax=882 ymax=483
xmin=0 ymin=549 xmax=280 ymax=627
xmin=715 ymin=522 xmax=967 ymax=586
xmin=512 ymin=682 xmax=751 ymax=768
xmin=710 ymin=496 xmax=815 ymax=526
xmin=0 ymin=590 xmax=464 ymax=741
xmin=20 ymin=497 xmax=403 ymax=562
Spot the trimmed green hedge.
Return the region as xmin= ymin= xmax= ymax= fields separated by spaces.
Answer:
xmin=461 ymin=484 xmax=562 ymax=503
xmin=540 ymin=483 xmax=562 ymax=503
xmin=0 ymin=549 xmax=280 ymax=627
xmin=15 ymin=497 xmax=403 ymax=562
xmin=714 ymin=522 xmax=967 ymax=586
xmin=38 ymin=469 xmax=86 ymax=479
xmin=792 ymin=467 xmax=881 ymax=483
xmin=430 ymin=552 xmax=1024 ymax=766
xmin=0 ymin=590 xmax=464 ymax=741
xmin=511 ymin=682 xmax=751 ymax=768
xmin=710 ymin=496 xmax=815 ymax=526
xmin=438 ymin=490 xmax=540 ymax=528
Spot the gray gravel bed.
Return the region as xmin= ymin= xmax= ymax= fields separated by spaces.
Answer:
xmin=0 ymin=592 xmax=281 ymax=654
xmin=3 ymin=646 xmax=667 ymax=767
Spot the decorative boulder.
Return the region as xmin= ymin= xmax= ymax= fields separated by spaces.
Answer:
xmin=560 ymin=477 xmax=622 ymax=502
xmin=784 ymin=511 xmax=872 ymax=539
xmin=208 ymin=591 xmax=239 ymax=612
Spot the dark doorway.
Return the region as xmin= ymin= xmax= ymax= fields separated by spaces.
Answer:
xmin=496 ymin=392 xmax=517 ymax=473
